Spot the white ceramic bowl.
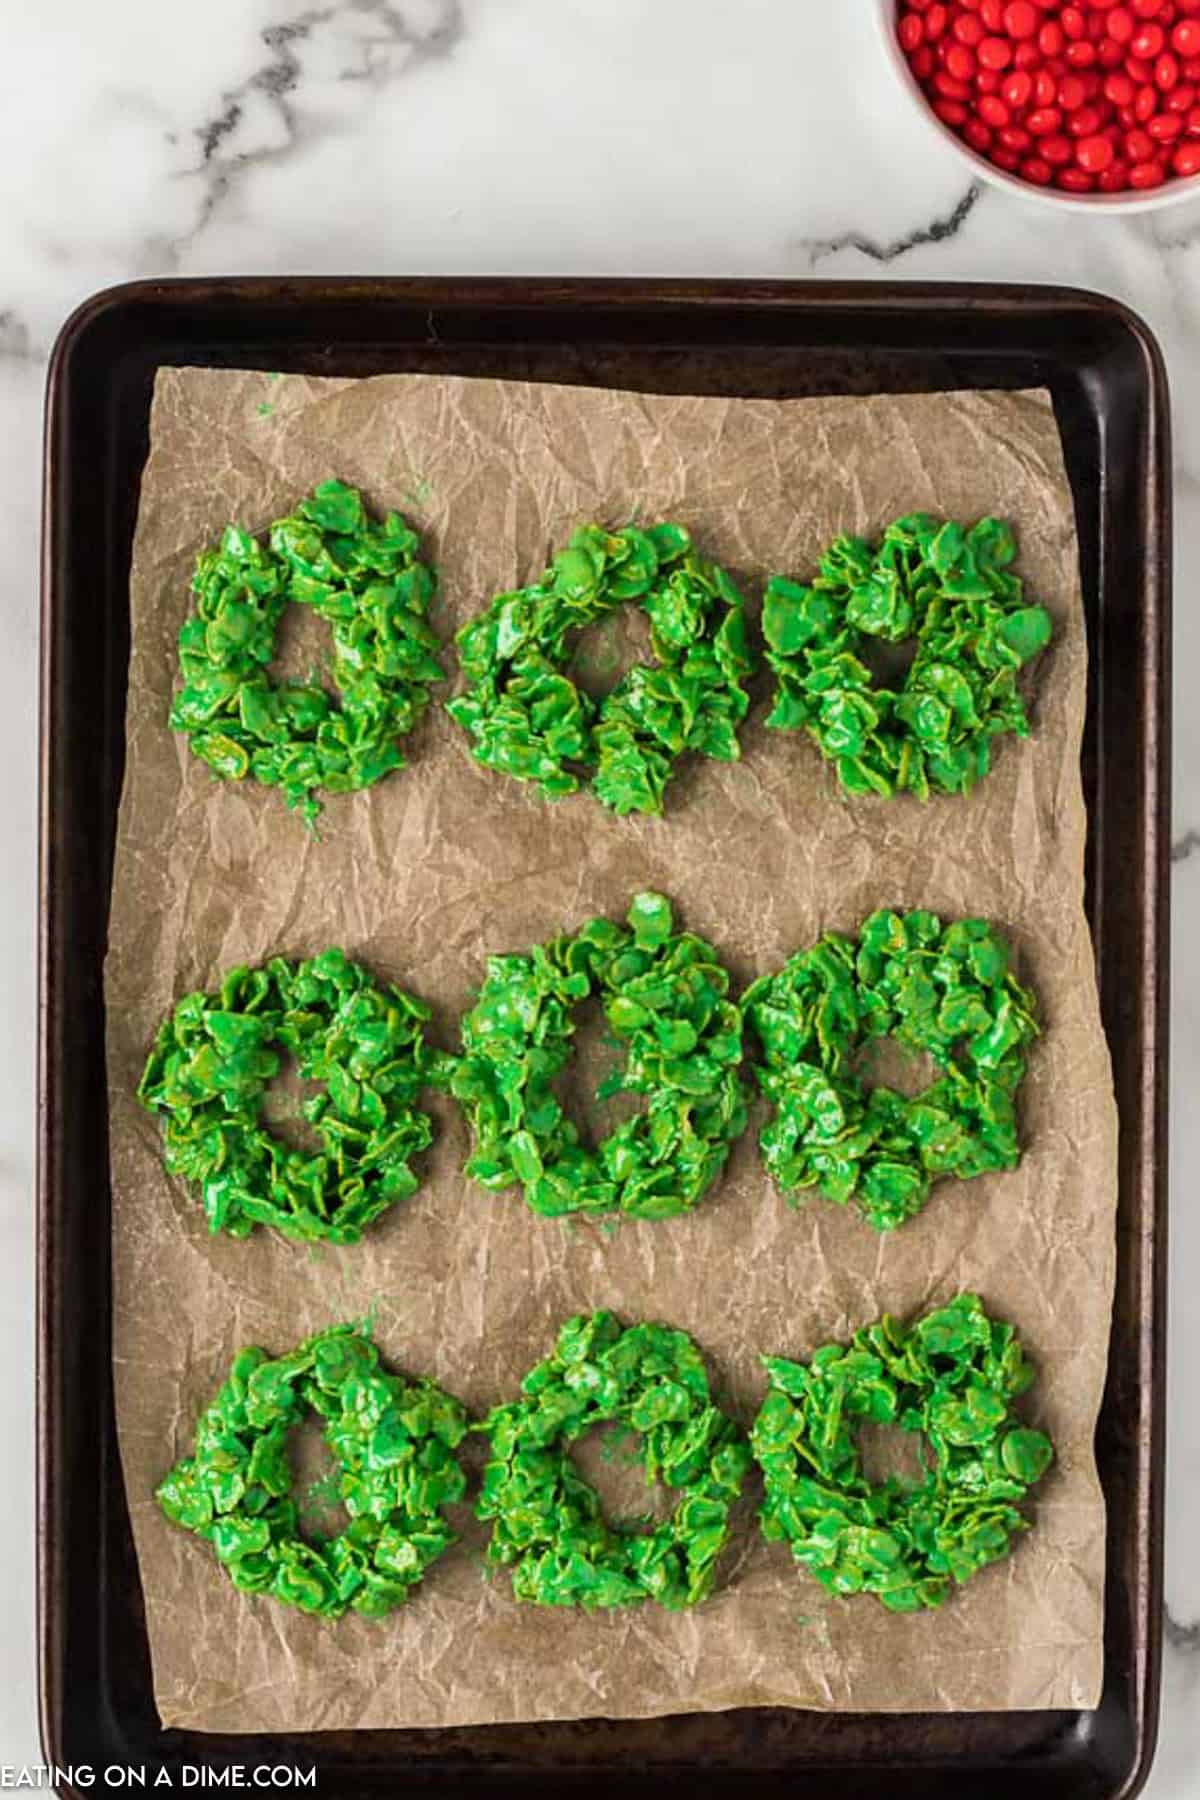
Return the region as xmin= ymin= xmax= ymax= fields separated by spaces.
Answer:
xmin=872 ymin=0 xmax=1200 ymax=213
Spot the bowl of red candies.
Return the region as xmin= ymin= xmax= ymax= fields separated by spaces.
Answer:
xmin=878 ymin=0 xmax=1200 ymax=207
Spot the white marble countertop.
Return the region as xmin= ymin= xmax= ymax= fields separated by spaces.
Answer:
xmin=2 ymin=0 xmax=1195 ymax=1788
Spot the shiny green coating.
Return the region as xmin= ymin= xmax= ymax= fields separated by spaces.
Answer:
xmin=446 ymin=523 xmax=754 ymax=815
xmin=742 ymin=909 xmax=1038 ymax=1231
xmin=762 ymin=514 xmax=1054 ymax=799
xmin=450 ymin=893 xmax=750 ymax=1219
xmin=751 ymin=1293 xmax=1054 ymax=1612
xmin=138 ymin=948 xmax=445 ymax=1245
xmin=477 ymin=1310 xmax=752 ymax=1609
xmin=170 ymin=479 xmax=443 ymax=826
xmin=156 ymin=1324 xmax=469 ymax=1620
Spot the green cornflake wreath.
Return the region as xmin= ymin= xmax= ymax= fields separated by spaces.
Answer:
xmin=477 ymin=1310 xmax=752 ymax=1609
xmin=170 ymin=479 xmax=444 ymax=826
xmin=450 ymin=892 xmax=750 ymax=1220
xmin=741 ymin=909 xmax=1039 ymax=1231
xmin=446 ymin=523 xmax=755 ymax=816
xmin=138 ymin=948 xmax=446 ymax=1245
xmin=762 ymin=514 xmax=1054 ymax=800
xmin=751 ymin=1293 xmax=1054 ymax=1613
xmin=157 ymin=1324 xmax=469 ymax=1620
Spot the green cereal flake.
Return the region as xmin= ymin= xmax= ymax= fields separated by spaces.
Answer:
xmin=763 ymin=514 xmax=1053 ymax=800
xmin=742 ymin=910 xmax=1038 ymax=1231
xmin=752 ymin=1294 xmax=1054 ymax=1612
xmin=447 ymin=522 xmax=754 ymax=816
xmin=157 ymin=1324 xmax=468 ymax=1620
xmin=477 ymin=1311 xmax=751 ymax=1610
xmin=170 ymin=478 xmax=444 ymax=826
xmin=139 ymin=948 xmax=449 ymax=1245
xmin=451 ymin=893 xmax=749 ymax=1221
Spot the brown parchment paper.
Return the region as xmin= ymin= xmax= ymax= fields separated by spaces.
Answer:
xmin=105 ymin=370 xmax=1117 ymax=1733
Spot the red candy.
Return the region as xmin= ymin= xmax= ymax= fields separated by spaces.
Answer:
xmin=1076 ymin=127 xmax=1117 ymax=161
xmin=1129 ymin=21 xmax=1166 ymax=53
xmin=1004 ymin=0 xmax=1040 ymax=33
xmin=934 ymin=68 xmax=973 ymax=94
xmin=897 ymin=0 xmax=1200 ymax=192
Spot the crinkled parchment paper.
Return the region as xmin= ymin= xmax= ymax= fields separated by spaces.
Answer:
xmin=105 ymin=371 xmax=1116 ymax=1732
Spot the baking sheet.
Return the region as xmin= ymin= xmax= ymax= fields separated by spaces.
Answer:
xmin=104 ymin=370 xmax=1116 ymax=1731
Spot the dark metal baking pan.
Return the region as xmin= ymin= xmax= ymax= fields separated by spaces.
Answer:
xmin=38 ymin=278 xmax=1169 ymax=1799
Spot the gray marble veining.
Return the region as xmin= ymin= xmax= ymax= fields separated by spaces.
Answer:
xmin=1 ymin=3 xmax=1195 ymax=1788
xmin=796 ymin=180 xmax=983 ymax=265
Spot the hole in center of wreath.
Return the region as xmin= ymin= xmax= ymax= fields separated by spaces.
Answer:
xmin=567 ymin=605 xmax=654 ymax=702
xmin=269 ymin=598 xmax=339 ymax=701
xmin=554 ymin=995 xmax=647 ymax=1148
xmin=858 ymin=633 xmax=918 ymax=692
xmin=261 ymin=1053 xmax=326 ymax=1157
xmin=856 ymin=1421 xmax=928 ymax=1490
xmin=853 ymin=1036 xmax=940 ymax=1100
xmin=570 ymin=1424 xmax=675 ymax=1534
xmin=290 ymin=1416 xmax=352 ymax=1540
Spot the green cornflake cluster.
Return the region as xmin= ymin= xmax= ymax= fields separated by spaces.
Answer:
xmin=762 ymin=514 xmax=1054 ymax=800
xmin=446 ymin=523 xmax=754 ymax=816
xmin=138 ymin=948 xmax=446 ymax=1245
xmin=477 ymin=1311 xmax=752 ymax=1609
xmin=156 ymin=1325 xmax=468 ymax=1619
xmin=170 ymin=479 xmax=444 ymax=826
xmin=450 ymin=892 xmax=749 ymax=1220
xmin=742 ymin=910 xmax=1038 ymax=1231
xmin=141 ymin=906 xmax=1038 ymax=1242
xmin=751 ymin=1294 xmax=1054 ymax=1612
